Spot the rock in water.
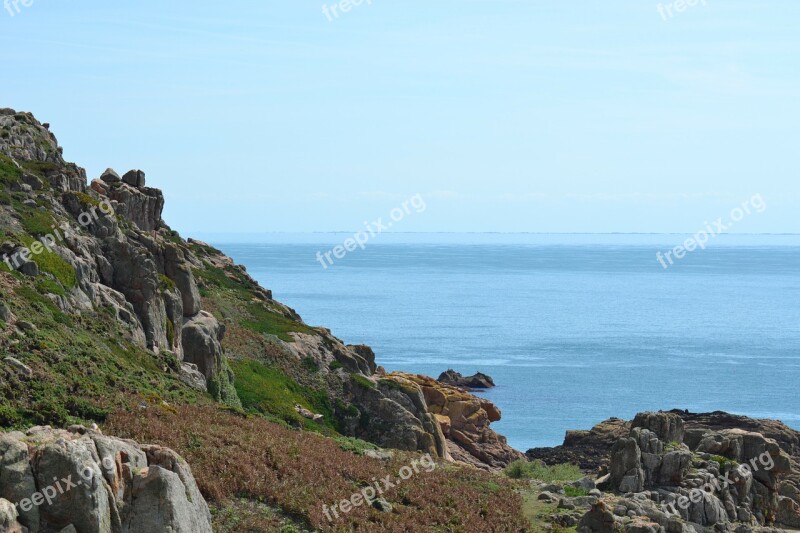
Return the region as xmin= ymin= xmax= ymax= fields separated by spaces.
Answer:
xmin=437 ymin=369 xmax=495 ymax=389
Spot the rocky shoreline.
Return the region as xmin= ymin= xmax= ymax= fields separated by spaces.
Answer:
xmin=524 ymin=410 xmax=800 ymax=532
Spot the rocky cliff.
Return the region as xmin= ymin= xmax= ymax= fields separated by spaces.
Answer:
xmin=0 ymin=108 xmax=514 ymax=473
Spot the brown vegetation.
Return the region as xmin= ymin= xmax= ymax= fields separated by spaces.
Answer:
xmin=105 ymin=403 xmax=527 ymax=532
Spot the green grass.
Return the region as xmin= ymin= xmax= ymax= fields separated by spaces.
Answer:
xmin=710 ymin=455 xmax=739 ymax=472
xmin=240 ymin=302 xmax=315 ymax=342
xmin=230 ymin=358 xmax=336 ymax=433
xmin=194 ymin=264 xmax=251 ymax=296
xmin=159 ymin=274 xmax=177 ymax=291
xmin=19 ymin=209 xmax=57 ymax=237
xmin=352 ymin=374 xmax=376 ymax=390
xmin=0 ymin=154 xmax=21 ymax=185
xmin=504 ymin=460 xmax=583 ymax=482
xmin=20 ymin=160 xmax=59 ymax=177
xmin=563 ymin=486 xmax=589 ymax=497
xmin=0 ymin=278 xmax=206 ymax=430
xmin=35 ymin=277 xmax=66 ymax=296
xmin=333 ymin=435 xmax=380 ymax=455
xmin=20 ymin=236 xmax=76 ymax=288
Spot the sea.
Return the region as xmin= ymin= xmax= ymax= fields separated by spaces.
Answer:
xmin=204 ymin=233 xmax=800 ymax=451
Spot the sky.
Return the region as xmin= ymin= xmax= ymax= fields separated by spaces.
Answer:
xmin=1 ymin=1 xmax=798 ymax=234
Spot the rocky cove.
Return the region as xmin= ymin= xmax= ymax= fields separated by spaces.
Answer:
xmin=0 ymin=108 xmax=798 ymax=531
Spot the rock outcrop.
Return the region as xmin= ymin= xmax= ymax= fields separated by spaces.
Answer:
xmin=533 ymin=411 xmax=800 ymax=532
xmin=385 ymin=373 xmax=522 ymax=469
xmin=527 ymin=416 xmax=629 ymax=470
xmin=0 ymin=108 xmax=238 ymax=406
xmin=437 ymin=369 xmax=495 ymax=389
xmin=0 ymin=425 xmax=211 ymax=533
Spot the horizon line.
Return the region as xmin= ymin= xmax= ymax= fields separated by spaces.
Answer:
xmin=184 ymin=231 xmax=800 ymax=236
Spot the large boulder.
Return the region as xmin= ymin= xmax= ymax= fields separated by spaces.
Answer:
xmin=121 ymin=170 xmax=145 ymax=188
xmin=181 ymin=311 xmax=224 ymax=379
xmin=610 ymin=437 xmax=644 ymax=493
xmin=0 ymin=426 xmax=211 ymax=533
xmin=577 ymin=501 xmax=621 ymax=532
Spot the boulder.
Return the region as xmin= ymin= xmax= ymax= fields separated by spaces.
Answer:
xmin=632 ymin=412 xmax=685 ymax=444
xmin=610 ymin=437 xmax=644 ymax=493
xmin=121 ymin=170 xmax=145 ymax=188
xmin=0 ymin=301 xmax=13 ymax=322
xmin=0 ymin=433 xmax=39 ymax=530
xmin=181 ymin=311 xmax=224 ymax=379
xmin=348 ymin=374 xmax=448 ymax=460
xmin=126 ymin=466 xmax=210 ymax=533
xmin=437 ymin=369 xmax=495 ymax=389
xmin=178 ymin=362 xmax=207 ymax=392
xmin=0 ymin=498 xmax=25 ymax=533
xmin=106 ymin=183 xmax=164 ymax=231
xmin=577 ymin=501 xmax=620 ymax=532
xmin=0 ymin=427 xmax=212 ymax=533
xmin=3 ymin=357 xmax=32 ymax=377
xmin=18 ymin=260 xmax=38 ymax=277
xmin=99 ymin=168 xmax=121 ymax=183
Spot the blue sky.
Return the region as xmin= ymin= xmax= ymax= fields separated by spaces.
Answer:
xmin=1 ymin=1 xmax=798 ymax=233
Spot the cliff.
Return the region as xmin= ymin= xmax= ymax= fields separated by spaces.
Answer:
xmin=0 ymin=108 xmax=526 ymax=531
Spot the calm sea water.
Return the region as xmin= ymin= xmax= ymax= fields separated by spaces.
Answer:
xmin=207 ymin=234 xmax=800 ymax=450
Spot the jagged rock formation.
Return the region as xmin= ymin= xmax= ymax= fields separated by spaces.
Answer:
xmin=385 ymin=373 xmax=522 ymax=469
xmin=534 ymin=411 xmax=800 ymax=532
xmin=0 ymin=425 xmax=211 ymax=532
xmin=1 ymin=108 xmax=239 ymax=406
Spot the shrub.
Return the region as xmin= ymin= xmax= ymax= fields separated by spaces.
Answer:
xmin=159 ymin=274 xmax=177 ymax=292
xmin=301 ymin=357 xmax=319 ymax=373
xmin=20 ymin=160 xmax=59 ymax=177
xmin=563 ymin=486 xmax=589 ymax=497
xmin=65 ymin=398 xmax=110 ymax=422
xmin=711 ymin=455 xmax=739 ymax=472
xmin=0 ymin=404 xmax=23 ymax=428
xmin=334 ymin=436 xmax=380 ymax=455
xmin=27 ymin=398 xmax=70 ymax=427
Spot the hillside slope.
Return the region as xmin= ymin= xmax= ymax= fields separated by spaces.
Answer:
xmin=0 ymin=108 xmax=527 ymax=531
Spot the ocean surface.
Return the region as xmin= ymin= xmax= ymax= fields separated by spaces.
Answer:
xmin=206 ymin=233 xmax=800 ymax=451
